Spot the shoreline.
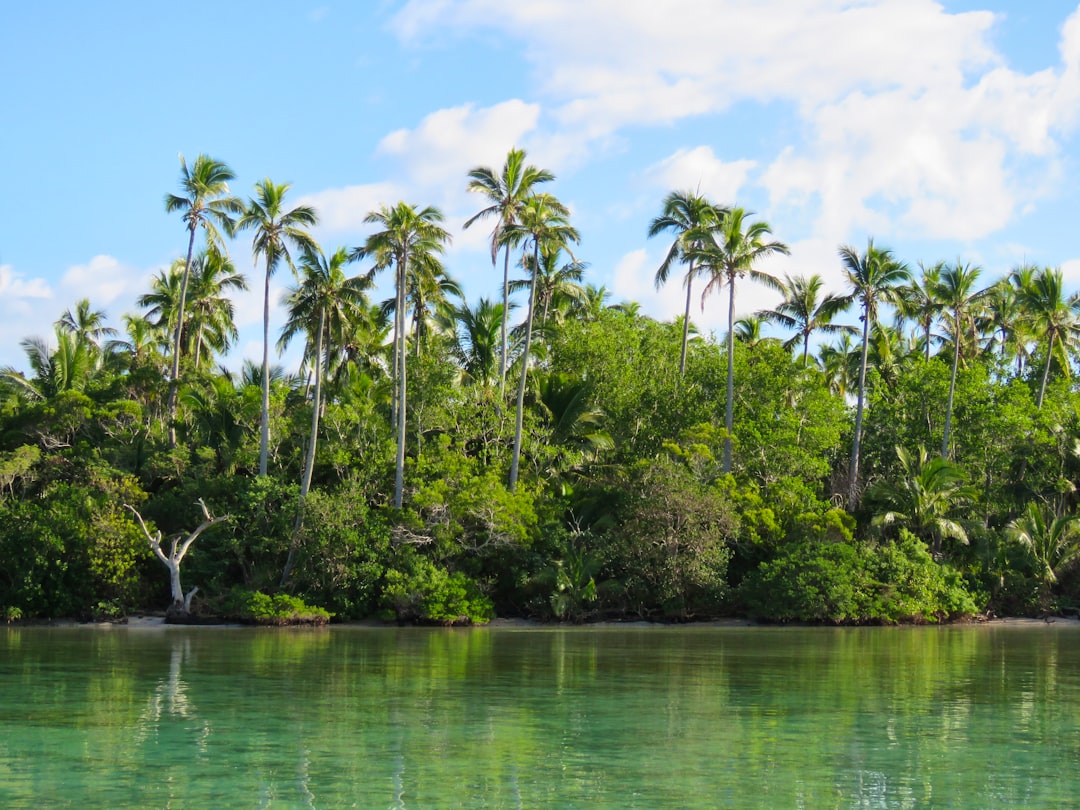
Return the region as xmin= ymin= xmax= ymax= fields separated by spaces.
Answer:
xmin=9 ymin=614 xmax=1080 ymax=630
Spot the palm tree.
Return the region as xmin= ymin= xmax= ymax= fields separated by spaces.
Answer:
xmin=978 ymin=279 xmax=1030 ymax=372
xmin=464 ymin=149 xmax=554 ymax=397
xmin=757 ymin=273 xmax=853 ymax=364
xmin=1015 ymin=266 xmax=1080 ymax=409
xmin=236 ymin=179 xmax=318 ymax=476
xmin=510 ymin=250 xmax=588 ymax=329
xmin=278 ymin=245 xmax=367 ymax=584
xmin=866 ymin=445 xmax=976 ymax=556
xmin=503 ymin=193 xmax=579 ymax=490
xmin=451 ymin=297 xmax=507 ymax=388
xmin=932 ymin=260 xmax=985 ymax=458
xmin=840 ymin=239 xmax=910 ymax=507
xmin=648 ymin=191 xmax=725 ymax=374
xmin=183 ymin=247 xmax=248 ymax=370
xmin=2 ymin=329 xmax=94 ymax=401
xmin=1007 ymin=502 xmax=1080 ymax=590
xmin=818 ymin=333 xmax=860 ymax=398
xmin=380 ymin=253 xmax=462 ymax=357
xmin=895 ymin=261 xmax=945 ymax=362
xmin=56 ymin=299 xmax=117 ymax=355
xmin=354 ymin=202 xmax=450 ymax=508
xmin=163 ymin=154 xmax=242 ymax=441
xmin=690 ymin=207 xmax=789 ymax=473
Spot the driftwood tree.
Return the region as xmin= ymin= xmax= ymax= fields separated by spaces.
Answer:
xmin=125 ymin=499 xmax=230 ymax=619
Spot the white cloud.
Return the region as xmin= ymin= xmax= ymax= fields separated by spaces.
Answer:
xmin=377 ymin=100 xmax=542 ymax=192
xmin=0 ymin=263 xmax=51 ymax=303
xmin=298 ymin=182 xmax=403 ymax=236
xmin=392 ymin=0 xmax=1080 ymax=252
xmin=60 ymin=254 xmax=146 ymax=308
xmin=642 ymin=147 xmax=756 ymax=204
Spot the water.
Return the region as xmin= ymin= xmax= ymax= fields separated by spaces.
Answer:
xmin=1 ymin=624 xmax=1078 ymax=809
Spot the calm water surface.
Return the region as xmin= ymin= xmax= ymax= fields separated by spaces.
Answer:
xmin=1 ymin=624 xmax=1078 ymax=808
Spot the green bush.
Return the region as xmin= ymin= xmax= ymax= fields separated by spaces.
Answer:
xmin=381 ymin=549 xmax=493 ymax=625
xmin=224 ymin=589 xmax=332 ymax=625
xmin=742 ymin=530 xmax=979 ymax=623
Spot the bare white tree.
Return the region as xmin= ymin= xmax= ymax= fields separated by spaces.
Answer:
xmin=125 ymin=499 xmax=230 ymax=617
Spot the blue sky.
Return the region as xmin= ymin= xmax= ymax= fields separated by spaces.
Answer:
xmin=3 ymin=1 xmax=1080 ymax=372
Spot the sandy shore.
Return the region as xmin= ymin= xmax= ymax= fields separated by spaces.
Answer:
xmin=15 ymin=614 xmax=1080 ymax=630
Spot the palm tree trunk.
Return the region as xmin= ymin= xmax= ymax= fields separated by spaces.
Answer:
xmin=509 ymin=244 xmax=539 ymax=491
xmin=802 ymin=332 xmax=810 ymax=366
xmin=679 ymin=266 xmax=695 ymax=375
xmin=942 ymin=332 xmax=960 ymax=458
xmin=167 ymin=224 xmax=198 ymax=448
xmin=394 ymin=254 xmax=408 ymax=508
xmin=282 ymin=309 xmax=325 ymax=586
xmin=723 ymin=271 xmax=735 ymax=474
xmin=259 ymin=265 xmax=272 ymax=476
xmin=1038 ymin=332 xmax=1055 ymax=409
xmin=849 ymin=310 xmax=872 ymax=508
xmin=499 ymin=244 xmax=511 ymax=401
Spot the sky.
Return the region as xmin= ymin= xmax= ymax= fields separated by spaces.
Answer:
xmin=3 ymin=1 xmax=1080 ymax=373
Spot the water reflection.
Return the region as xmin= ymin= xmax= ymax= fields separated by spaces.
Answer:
xmin=1 ymin=626 xmax=1079 ymax=808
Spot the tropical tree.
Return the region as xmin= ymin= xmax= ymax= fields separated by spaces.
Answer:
xmin=1007 ymin=502 xmax=1080 ymax=590
xmin=278 ymin=245 xmax=367 ymax=584
xmin=450 ymin=297 xmax=507 ymax=388
xmin=932 ymin=260 xmax=985 ymax=458
xmin=510 ymin=249 xmax=587 ymax=329
xmin=354 ymin=202 xmax=450 ymax=508
xmin=183 ymin=247 xmax=248 ymax=369
xmin=163 ymin=154 xmax=242 ymax=440
xmin=866 ymin=445 xmax=976 ymax=556
xmin=503 ymin=193 xmax=579 ymax=490
xmin=380 ymin=253 xmax=462 ymax=357
xmin=464 ymin=149 xmax=554 ymax=396
xmin=2 ymin=329 xmax=94 ymax=401
xmin=236 ymin=179 xmax=318 ymax=476
xmin=1014 ymin=266 xmax=1080 ymax=409
xmin=895 ymin=261 xmax=945 ymax=362
xmin=757 ymin=273 xmax=853 ymax=364
xmin=56 ymin=299 xmax=117 ymax=356
xmin=840 ymin=240 xmax=910 ymax=507
xmin=689 ymin=207 xmax=789 ymax=473
xmin=978 ymin=279 xmax=1030 ymax=372
xmin=648 ymin=191 xmax=725 ymax=374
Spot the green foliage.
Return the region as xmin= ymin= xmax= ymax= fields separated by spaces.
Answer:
xmin=381 ymin=548 xmax=494 ymax=625
xmin=224 ymin=588 xmax=332 ymax=625
xmin=743 ymin=531 xmax=979 ymax=623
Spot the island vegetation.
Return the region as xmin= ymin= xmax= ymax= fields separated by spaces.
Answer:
xmin=1 ymin=151 xmax=1078 ymax=626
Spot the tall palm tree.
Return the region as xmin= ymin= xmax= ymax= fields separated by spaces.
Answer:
xmin=932 ymin=260 xmax=985 ymax=458
xmin=278 ymin=246 xmax=367 ymax=584
xmin=56 ymin=299 xmax=117 ymax=356
xmin=1015 ymin=266 xmax=1080 ymax=409
xmin=450 ymin=297 xmax=507 ymax=388
xmin=648 ymin=191 xmax=725 ymax=374
xmin=236 ymin=179 xmax=318 ymax=476
xmin=757 ymin=273 xmax=853 ymax=364
xmin=690 ymin=207 xmax=789 ymax=473
xmin=978 ymin=279 xmax=1030 ymax=372
xmin=503 ymin=193 xmax=579 ymax=490
xmin=840 ymin=239 xmax=910 ymax=508
xmin=866 ymin=445 xmax=976 ymax=556
xmin=354 ymin=202 xmax=450 ymax=508
xmin=464 ymin=149 xmax=554 ymax=397
xmin=818 ymin=332 xmax=860 ymax=398
xmin=379 ymin=253 xmax=462 ymax=357
xmin=511 ymin=250 xmax=588 ymax=329
xmin=163 ymin=154 xmax=242 ymax=442
xmin=183 ymin=247 xmax=248 ymax=370
xmin=895 ymin=261 xmax=945 ymax=362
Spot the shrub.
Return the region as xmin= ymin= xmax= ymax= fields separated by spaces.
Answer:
xmin=381 ymin=549 xmax=493 ymax=625
xmin=224 ymin=589 xmax=332 ymax=626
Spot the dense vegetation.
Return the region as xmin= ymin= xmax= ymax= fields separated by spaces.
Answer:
xmin=3 ymin=151 xmax=1079 ymax=625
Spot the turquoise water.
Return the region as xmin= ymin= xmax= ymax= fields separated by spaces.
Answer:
xmin=1 ymin=624 xmax=1078 ymax=808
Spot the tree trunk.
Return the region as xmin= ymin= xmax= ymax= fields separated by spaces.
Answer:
xmin=723 ymin=270 xmax=736 ymax=474
xmin=167 ymin=224 xmax=198 ymax=448
xmin=259 ymin=264 xmax=272 ymax=476
xmin=499 ymin=243 xmax=511 ymax=402
xmin=282 ymin=309 xmax=325 ymax=586
xmin=848 ymin=309 xmax=872 ymax=508
xmin=941 ymin=330 xmax=960 ymax=458
xmin=394 ymin=251 xmax=408 ymax=508
xmin=509 ymin=242 xmax=539 ymax=490
xmin=679 ymin=265 xmax=695 ymax=376
xmin=1037 ymin=332 xmax=1055 ymax=409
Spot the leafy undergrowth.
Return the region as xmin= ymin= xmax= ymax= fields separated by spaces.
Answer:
xmin=223 ymin=589 xmax=333 ymax=626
